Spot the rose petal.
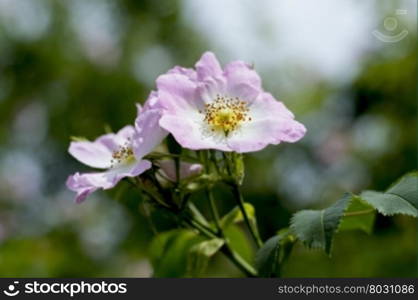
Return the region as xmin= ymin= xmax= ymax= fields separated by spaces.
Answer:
xmin=195 ymin=52 xmax=223 ymax=81
xmin=68 ymin=141 xmax=113 ymax=169
xmin=168 ymin=66 xmax=197 ymax=81
xmin=69 ymin=125 xmax=135 ymax=169
xmin=159 ymin=115 xmax=230 ymax=151
xmin=196 ymin=76 xmax=227 ymax=103
xmin=66 ymin=160 xmax=151 ymax=203
xmin=226 ymin=82 xmax=260 ymax=104
xmin=227 ymin=119 xmax=281 ymax=153
xmin=227 ymin=93 xmax=306 ymax=152
xmin=157 ymin=73 xmax=203 ymax=116
xmin=224 ymin=60 xmax=261 ymax=89
xmin=134 ymin=108 xmax=168 ymax=159
xmin=249 ymin=92 xmax=295 ymax=120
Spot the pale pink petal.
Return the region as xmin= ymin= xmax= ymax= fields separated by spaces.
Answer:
xmin=113 ymin=125 xmax=135 ymax=145
xmin=249 ymin=93 xmax=295 ymax=120
xmin=69 ymin=125 xmax=135 ymax=169
xmin=227 ymin=94 xmax=306 ymax=153
xmin=226 ymin=82 xmax=260 ymax=104
xmin=66 ymin=172 xmax=109 ymax=203
xmin=156 ymin=73 xmax=203 ymax=116
xmin=111 ymin=160 xmax=152 ymax=180
xmin=159 ymin=115 xmax=230 ymax=151
xmin=227 ymin=118 xmax=306 ymax=153
xmin=195 ymin=52 xmax=223 ymax=80
xmin=133 ymin=92 xmax=168 ymax=159
xmin=142 ymin=91 xmax=163 ymax=110
xmin=250 ymin=93 xmax=306 ymax=144
xmin=67 ymin=160 xmax=151 ymax=203
xmin=196 ymin=76 xmax=227 ymax=103
xmin=227 ymin=119 xmax=281 ymax=153
xmin=94 ymin=126 xmax=135 ymax=152
xmin=134 ymin=108 xmax=168 ymax=159
xmin=224 ymin=61 xmax=262 ymax=102
xmin=168 ymin=66 xmax=197 ymax=81
xmin=68 ymin=141 xmax=113 ymax=169
xmin=224 ymin=60 xmax=261 ymax=89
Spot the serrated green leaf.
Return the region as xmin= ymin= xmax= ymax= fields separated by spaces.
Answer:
xmin=290 ymin=193 xmax=352 ymax=255
xmin=386 ymin=172 xmax=418 ymax=202
xmin=339 ymin=196 xmax=375 ymax=234
xmin=220 ymin=203 xmax=255 ymax=229
xmin=290 ymin=172 xmax=418 ymax=255
xmin=360 ymin=172 xmax=418 ymax=217
xmin=149 ymin=229 xmax=204 ymax=277
xmin=360 ymin=191 xmax=417 ymax=217
xmin=187 ymin=238 xmax=224 ymax=277
xmin=255 ymin=230 xmax=296 ymax=277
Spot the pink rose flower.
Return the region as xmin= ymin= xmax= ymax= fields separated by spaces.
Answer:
xmin=156 ymin=52 xmax=306 ymax=152
xmin=66 ymin=92 xmax=167 ymax=203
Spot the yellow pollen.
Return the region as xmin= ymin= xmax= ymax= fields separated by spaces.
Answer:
xmin=202 ymin=95 xmax=251 ymax=136
xmin=110 ymin=139 xmax=135 ymax=168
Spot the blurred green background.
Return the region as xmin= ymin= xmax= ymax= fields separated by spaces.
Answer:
xmin=0 ymin=0 xmax=416 ymax=277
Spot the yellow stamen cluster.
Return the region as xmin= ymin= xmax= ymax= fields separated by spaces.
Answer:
xmin=201 ymin=95 xmax=251 ymax=136
xmin=110 ymin=139 xmax=134 ymax=168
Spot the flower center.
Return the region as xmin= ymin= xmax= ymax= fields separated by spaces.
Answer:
xmin=110 ymin=140 xmax=135 ymax=168
xmin=202 ymin=95 xmax=251 ymax=136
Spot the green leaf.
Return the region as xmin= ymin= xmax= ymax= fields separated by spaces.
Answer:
xmin=360 ymin=172 xmax=418 ymax=217
xmin=149 ymin=229 xmax=204 ymax=277
xmin=339 ymin=196 xmax=375 ymax=234
xmin=187 ymin=238 xmax=224 ymax=277
xmin=255 ymin=235 xmax=281 ymax=277
xmin=290 ymin=172 xmax=418 ymax=255
xmin=220 ymin=203 xmax=255 ymax=229
xmin=255 ymin=230 xmax=296 ymax=277
xmin=290 ymin=193 xmax=352 ymax=255
xmin=224 ymin=225 xmax=254 ymax=263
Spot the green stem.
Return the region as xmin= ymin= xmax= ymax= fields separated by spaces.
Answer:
xmin=221 ymin=245 xmax=257 ymax=277
xmin=203 ymin=150 xmax=222 ymax=235
xmin=187 ymin=206 xmax=218 ymax=236
xmin=231 ymin=183 xmax=263 ymax=248
xmin=183 ymin=182 xmax=257 ymax=276
xmin=222 ymin=152 xmax=232 ymax=175
xmin=188 ymin=202 xmax=210 ymax=227
xmin=209 ymin=150 xmax=221 ymax=175
xmin=141 ymin=200 xmax=158 ymax=235
xmin=222 ymin=153 xmax=263 ymax=248
xmin=174 ymin=150 xmax=181 ymax=184
xmin=135 ymin=179 xmax=170 ymax=209
xmin=344 ymin=209 xmax=375 ymax=217
xmin=206 ymin=188 xmax=222 ymax=235
xmin=183 ymin=216 xmax=257 ymax=277
xmin=186 ymin=218 xmax=217 ymax=238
